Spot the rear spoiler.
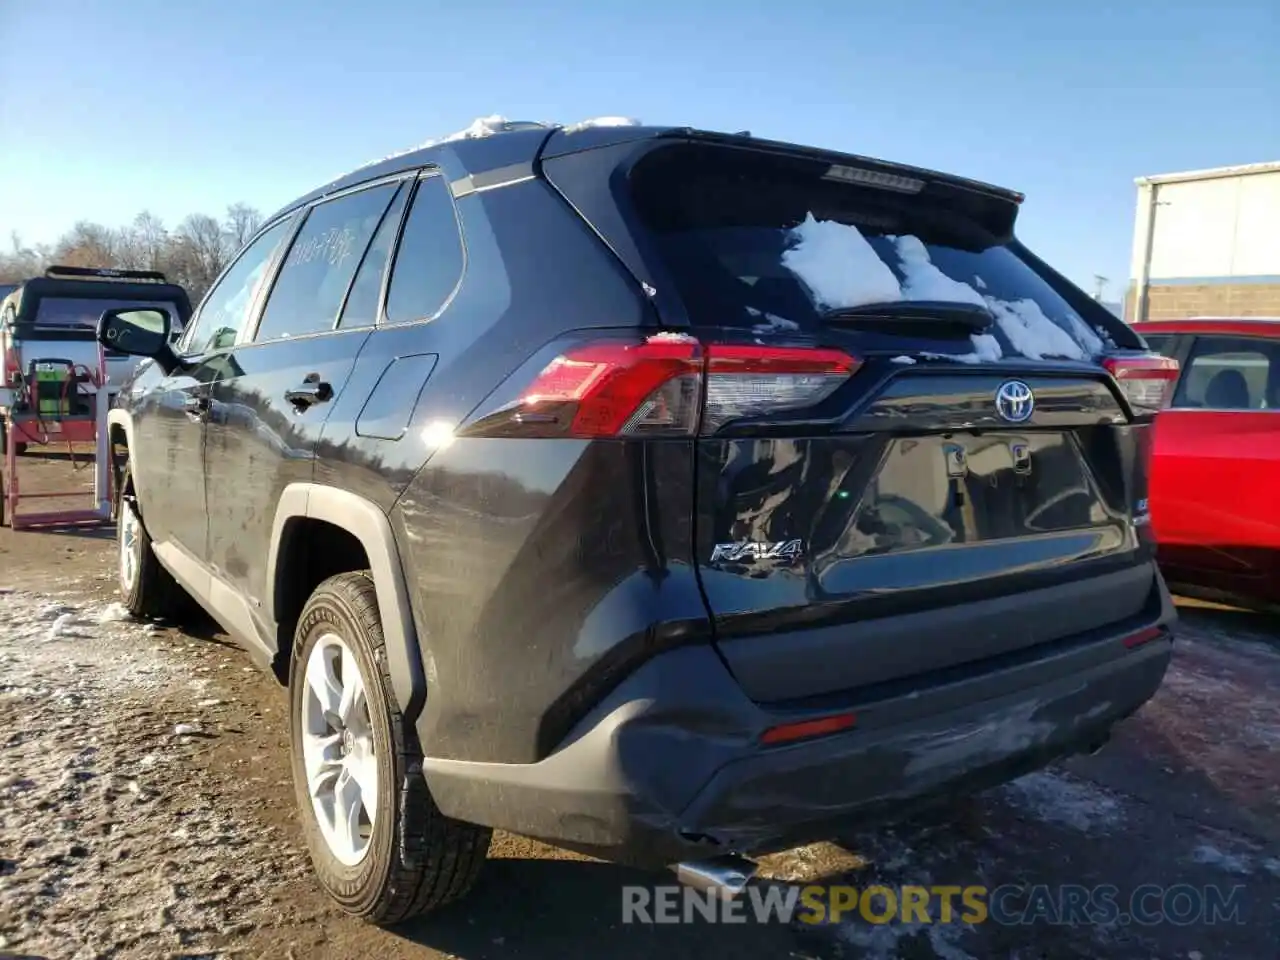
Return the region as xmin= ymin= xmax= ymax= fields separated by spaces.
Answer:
xmin=44 ymin=265 xmax=169 ymax=283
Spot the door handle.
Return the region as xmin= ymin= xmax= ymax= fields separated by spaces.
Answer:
xmin=182 ymin=395 xmax=210 ymax=421
xmin=285 ymin=373 xmax=333 ymax=412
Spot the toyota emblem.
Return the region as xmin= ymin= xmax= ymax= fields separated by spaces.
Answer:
xmin=994 ymin=380 xmax=1035 ymax=423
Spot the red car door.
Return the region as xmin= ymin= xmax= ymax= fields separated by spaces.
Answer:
xmin=1150 ymin=333 xmax=1280 ymax=602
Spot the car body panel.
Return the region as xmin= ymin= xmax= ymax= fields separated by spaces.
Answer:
xmin=1134 ymin=319 xmax=1280 ymax=607
xmin=204 ymin=330 xmax=372 ymax=614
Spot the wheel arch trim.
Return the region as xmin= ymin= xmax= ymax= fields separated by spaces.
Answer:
xmin=106 ymin=409 xmax=138 ymax=501
xmin=267 ymin=482 xmax=426 ymax=720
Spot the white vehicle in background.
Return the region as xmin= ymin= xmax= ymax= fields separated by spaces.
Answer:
xmin=1 ymin=267 xmax=191 ymax=454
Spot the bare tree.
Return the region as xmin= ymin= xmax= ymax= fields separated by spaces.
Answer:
xmin=52 ymin=221 xmax=118 ymax=268
xmin=224 ymin=203 xmax=262 ymax=252
xmin=0 ymin=233 xmax=51 ymax=283
xmin=127 ymin=211 xmax=169 ymax=271
xmin=1 ymin=203 xmax=262 ymax=298
xmin=173 ymin=213 xmax=229 ymax=297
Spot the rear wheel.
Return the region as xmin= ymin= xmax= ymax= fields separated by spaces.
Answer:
xmin=289 ymin=572 xmax=490 ymax=923
xmin=118 ymin=470 xmax=192 ymax=620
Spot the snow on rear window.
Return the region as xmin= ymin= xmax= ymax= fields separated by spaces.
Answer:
xmin=783 ymin=215 xmax=1100 ymax=362
xmin=780 ymin=213 xmax=901 ymax=309
xmin=892 ymin=236 xmax=988 ymax=308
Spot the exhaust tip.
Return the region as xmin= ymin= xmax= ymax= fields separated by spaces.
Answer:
xmin=674 ymin=854 xmax=757 ymax=900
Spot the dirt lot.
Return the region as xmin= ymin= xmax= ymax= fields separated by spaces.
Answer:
xmin=2 ymin=452 xmax=1278 ymax=959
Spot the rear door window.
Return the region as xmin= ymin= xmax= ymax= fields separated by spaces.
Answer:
xmin=255 ymin=182 xmax=399 ymax=342
xmin=338 ymin=183 xmax=409 ymax=329
xmin=629 ymin=143 xmax=1119 ymax=362
xmin=1173 ymin=336 xmax=1278 ymax=410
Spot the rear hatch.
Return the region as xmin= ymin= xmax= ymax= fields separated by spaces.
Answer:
xmin=544 ymin=134 xmax=1170 ymax=703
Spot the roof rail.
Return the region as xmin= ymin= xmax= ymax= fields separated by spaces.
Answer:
xmin=43 ymin=265 xmax=169 ymax=283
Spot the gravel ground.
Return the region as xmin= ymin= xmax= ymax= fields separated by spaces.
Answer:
xmin=1 ymin=453 xmax=1278 ymax=959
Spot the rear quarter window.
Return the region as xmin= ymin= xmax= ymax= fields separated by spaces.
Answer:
xmin=384 ymin=174 xmax=465 ymax=324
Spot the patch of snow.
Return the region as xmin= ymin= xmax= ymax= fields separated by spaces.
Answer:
xmin=173 ymin=723 xmax=200 ymax=737
xmin=36 ymin=601 xmax=72 ymax=620
xmin=986 ymin=298 xmax=1089 ymax=361
xmin=747 ymin=307 xmax=801 ymax=334
xmin=197 ymin=698 xmax=221 ymax=708
xmin=1191 ymin=844 xmax=1253 ymax=874
xmin=47 ymin=613 xmax=77 ymax=638
xmin=94 ymin=602 xmax=132 ymax=624
xmin=648 ymin=330 xmax=699 ymax=344
xmin=435 ymin=113 xmax=521 ymax=144
xmin=966 ymin=332 xmax=1003 ymax=363
xmin=890 ymin=355 xmax=916 ymax=364
xmin=892 ymin=236 xmax=988 ymax=307
xmin=561 ymin=115 xmax=641 ymax=133
xmin=1263 ymin=857 xmax=1280 ymax=877
xmin=782 ymin=214 xmax=902 ymax=310
xmin=1001 ymin=770 xmax=1124 ymax=833
xmin=973 ymin=275 xmax=988 ymax=289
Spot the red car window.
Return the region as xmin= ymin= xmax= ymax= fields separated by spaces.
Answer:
xmin=1173 ymin=336 xmax=1278 ymax=410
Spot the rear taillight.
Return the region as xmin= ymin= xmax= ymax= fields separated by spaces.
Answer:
xmin=1103 ymin=353 xmax=1179 ymax=415
xmin=472 ymin=334 xmax=861 ymax=438
xmin=703 ymin=344 xmax=859 ymax=432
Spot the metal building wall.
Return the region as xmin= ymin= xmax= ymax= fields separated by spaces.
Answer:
xmin=1127 ymin=164 xmax=1280 ymax=322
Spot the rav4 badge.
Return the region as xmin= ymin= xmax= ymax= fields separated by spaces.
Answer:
xmin=710 ymin=539 xmax=805 ymax=564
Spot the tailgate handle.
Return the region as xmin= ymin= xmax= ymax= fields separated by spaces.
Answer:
xmin=285 ymin=373 xmax=333 ymax=411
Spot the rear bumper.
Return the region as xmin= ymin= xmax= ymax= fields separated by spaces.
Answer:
xmin=422 ymin=566 xmax=1176 ymax=867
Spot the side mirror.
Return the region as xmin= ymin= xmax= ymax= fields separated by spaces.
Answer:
xmin=97 ymin=307 xmax=181 ymax=374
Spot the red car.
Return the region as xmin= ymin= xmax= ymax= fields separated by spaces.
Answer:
xmin=1134 ymin=317 xmax=1280 ymax=611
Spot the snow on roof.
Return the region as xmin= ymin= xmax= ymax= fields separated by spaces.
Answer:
xmin=561 ymin=116 xmax=641 ymax=134
xmin=350 ymin=114 xmax=643 ymax=176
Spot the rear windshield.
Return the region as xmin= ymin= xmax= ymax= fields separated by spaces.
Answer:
xmin=631 ymin=144 xmax=1117 ymax=362
xmin=29 ymin=297 xmax=183 ymax=333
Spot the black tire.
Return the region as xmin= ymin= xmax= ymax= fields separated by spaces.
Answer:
xmin=117 ymin=469 xmax=192 ymax=620
xmin=289 ymin=572 xmax=491 ymax=924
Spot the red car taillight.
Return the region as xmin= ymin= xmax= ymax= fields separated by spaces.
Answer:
xmin=475 ymin=334 xmax=861 ymax=438
xmin=1103 ymin=353 xmax=1180 ymax=416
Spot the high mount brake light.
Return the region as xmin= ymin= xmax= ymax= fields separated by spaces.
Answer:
xmin=1103 ymin=353 xmax=1180 ymax=415
xmin=489 ymin=336 xmax=861 ymax=438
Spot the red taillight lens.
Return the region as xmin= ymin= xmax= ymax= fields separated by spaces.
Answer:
xmin=496 ymin=335 xmax=861 ymax=438
xmin=1123 ymin=626 xmax=1166 ymax=649
xmin=1103 ymin=353 xmax=1179 ymax=415
xmin=519 ymin=336 xmax=703 ymax=437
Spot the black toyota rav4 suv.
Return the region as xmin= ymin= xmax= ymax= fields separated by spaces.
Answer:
xmin=100 ymin=119 xmax=1178 ymax=922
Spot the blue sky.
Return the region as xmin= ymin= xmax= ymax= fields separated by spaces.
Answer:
xmin=1 ymin=0 xmax=1276 ymax=299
